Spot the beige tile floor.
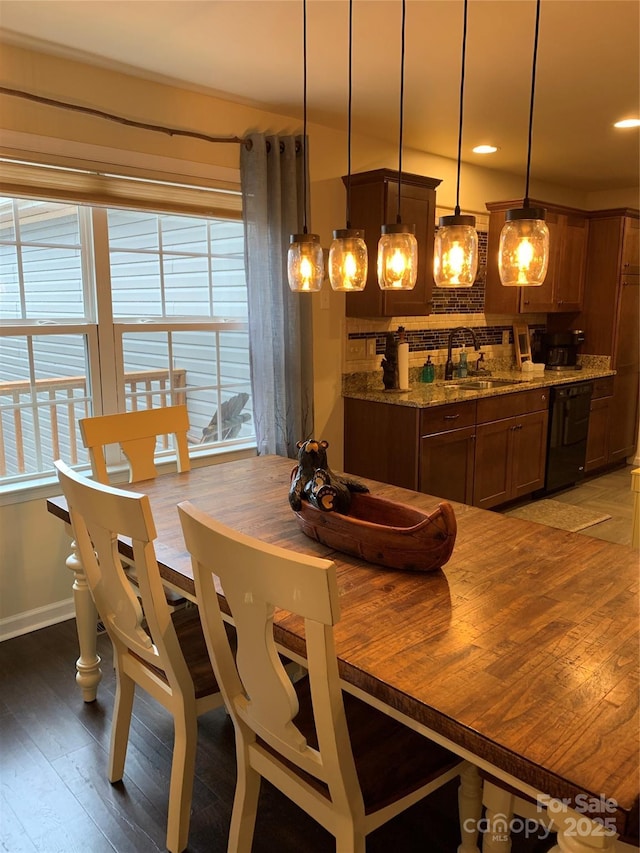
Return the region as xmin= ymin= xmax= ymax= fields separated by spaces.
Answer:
xmin=543 ymin=464 xmax=637 ymax=547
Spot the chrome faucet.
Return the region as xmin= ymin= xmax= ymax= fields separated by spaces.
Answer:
xmin=445 ymin=326 xmax=481 ymax=380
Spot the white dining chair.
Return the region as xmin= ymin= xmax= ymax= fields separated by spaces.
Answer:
xmin=178 ymin=499 xmax=481 ymax=853
xmin=79 ymin=404 xmax=191 ymax=484
xmin=54 ymin=460 xmax=225 ymax=853
xmin=79 ymin=404 xmax=191 ymax=607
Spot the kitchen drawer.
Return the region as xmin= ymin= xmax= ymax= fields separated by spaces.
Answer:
xmin=420 ymin=401 xmax=476 ymax=435
xmin=476 ymin=388 xmax=549 ymax=423
xmin=591 ymin=376 xmax=614 ymax=399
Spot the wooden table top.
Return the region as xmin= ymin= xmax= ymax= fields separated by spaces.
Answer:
xmin=47 ymin=455 xmax=640 ymax=838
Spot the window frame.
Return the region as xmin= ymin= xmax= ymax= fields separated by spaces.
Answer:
xmin=0 ymin=157 xmax=256 ymax=504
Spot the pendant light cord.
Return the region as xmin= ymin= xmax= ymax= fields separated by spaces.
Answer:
xmin=396 ymin=0 xmax=407 ymax=224
xmin=454 ymin=0 xmax=469 ymax=217
xmin=302 ymin=0 xmax=309 ymax=234
xmin=524 ymin=0 xmax=541 ymax=208
xmin=346 ymin=0 xmax=353 ymax=229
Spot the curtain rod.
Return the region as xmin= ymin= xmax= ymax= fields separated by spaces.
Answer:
xmin=0 ymin=86 xmax=249 ymax=146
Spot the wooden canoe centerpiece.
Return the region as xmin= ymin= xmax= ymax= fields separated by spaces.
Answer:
xmin=293 ymin=492 xmax=457 ymax=573
xmin=287 ymin=440 xmax=457 ymax=573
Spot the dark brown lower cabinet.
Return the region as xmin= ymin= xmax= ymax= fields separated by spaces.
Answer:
xmin=345 ymin=389 xmax=549 ymax=509
xmin=472 ymin=418 xmax=512 ymax=508
xmin=418 ymin=401 xmax=477 ymax=502
xmin=419 ymin=426 xmax=475 ymax=503
xmin=473 ymin=390 xmax=549 ymax=510
xmin=585 ymin=371 xmax=637 ymax=472
xmin=608 ymin=368 xmax=639 ymax=464
xmin=585 ymin=377 xmax=614 ymax=473
xmin=473 ymin=411 xmax=548 ymax=509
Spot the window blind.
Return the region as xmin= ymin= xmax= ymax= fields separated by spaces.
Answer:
xmin=0 ymin=158 xmax=242 ymax=220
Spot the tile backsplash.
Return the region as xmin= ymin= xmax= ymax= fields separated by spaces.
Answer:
xmin=344 ymin=225 xmax=547 ymax=374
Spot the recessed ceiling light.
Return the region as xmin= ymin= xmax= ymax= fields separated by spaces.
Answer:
xmin=614 ymin=119 xmax=640 ymax=128
xmin=473 ymin=145 xmax=498 ymax=154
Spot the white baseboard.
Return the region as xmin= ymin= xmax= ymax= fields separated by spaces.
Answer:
xmin=0 ymin=599 xmax=75 ymax=642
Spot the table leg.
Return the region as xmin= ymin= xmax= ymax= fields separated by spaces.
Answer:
xmin=65 ymin=526 xmax=102 ymax=702
xmin=481 ymin=782 xmax=621 ymax=853
xmin=482 ymin=782 xmax=513 ymax=853
xmin=458 ymin=761 xmax=482 ymax=853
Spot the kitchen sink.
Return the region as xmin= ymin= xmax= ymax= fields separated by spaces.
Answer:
xmin=443 ymin=379 xmax=522 ymax=391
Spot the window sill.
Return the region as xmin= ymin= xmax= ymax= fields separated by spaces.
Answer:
xmin=0 ymin=441 xmax=257 ymax=507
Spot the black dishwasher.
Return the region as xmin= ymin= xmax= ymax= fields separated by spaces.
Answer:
xmin=543 ymin=381 xmax=594 ymax=493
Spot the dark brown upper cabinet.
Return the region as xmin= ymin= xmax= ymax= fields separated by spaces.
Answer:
xmin=343 ymin=169 xmax=441 ymax=318
xmin=484 ymin=199 xmax=588 ymax=314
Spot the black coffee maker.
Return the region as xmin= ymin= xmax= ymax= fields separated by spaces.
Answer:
xmin=537 ymin=330 xmax=585 ymax=370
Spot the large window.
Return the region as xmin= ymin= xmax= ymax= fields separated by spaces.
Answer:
xmin=0 ymin=193 xmax=254 ymax=487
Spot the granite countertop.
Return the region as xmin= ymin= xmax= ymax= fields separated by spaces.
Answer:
xmin=343 ymin=366 xmax=615 ymax=409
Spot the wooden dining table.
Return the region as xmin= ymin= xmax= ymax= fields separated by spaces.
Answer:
xmin=47 ymin=454 xmax=639 ymax=852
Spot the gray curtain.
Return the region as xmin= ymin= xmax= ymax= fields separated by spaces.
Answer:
xmin=241 ymin=132 xmax=314 ymax=458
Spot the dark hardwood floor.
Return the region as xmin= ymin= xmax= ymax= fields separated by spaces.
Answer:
xmin=0 ymin=620 xmax=559 ymax=853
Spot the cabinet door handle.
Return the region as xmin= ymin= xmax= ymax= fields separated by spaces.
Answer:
xmin=443 ymin=414 xmax=460 ymax=421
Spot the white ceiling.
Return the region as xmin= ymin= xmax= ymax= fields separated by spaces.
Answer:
xmin=1 ymin=0 xmax=639 ymax=194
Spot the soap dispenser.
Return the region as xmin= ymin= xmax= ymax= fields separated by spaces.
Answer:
xmin=422 ymin=355 xmax=435 ymax=383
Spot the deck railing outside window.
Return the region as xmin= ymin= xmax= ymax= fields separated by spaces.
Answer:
xmin=0 ymin=369 xmax=191 ymax=477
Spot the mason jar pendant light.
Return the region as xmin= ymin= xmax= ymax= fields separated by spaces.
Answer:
xmin=434 ymin=0 xmax=478 ymax=288
xmin=329 ymin=0 xmax=368 ymax=292
xmin=288 ymin=0 xmax=323 ymax=293
xmin=499 ymin=0 xmax=549 ymax=287
xmin=377 ymin=0 xmax=418 ymax=291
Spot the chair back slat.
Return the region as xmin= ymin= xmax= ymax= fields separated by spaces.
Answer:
xmin=55 ymin=460 xmax=192 ymax=688
xmin=79 ymin=405 xmax=191 ymax=484
xmin=231 ymin=595 xmax=306 ymax=753
xmin=178 ymin=500 xmax=353 ymax=788
xmin=73 ymin=506 xmax=153 ymax=658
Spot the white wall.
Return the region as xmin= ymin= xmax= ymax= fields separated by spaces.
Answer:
xmin=1 ymin=42 xmax=637 ymax=632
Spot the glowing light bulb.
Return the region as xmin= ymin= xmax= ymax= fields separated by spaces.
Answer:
xmin=300 ymin=256 xmax=313 ymax=290
xmin=343 ymin=252 xmax=357 ymax=278
xmin=445 ymin=242 xmax=466 ymax=284
xmin=516 ymin=238 xmax=534 ymax=284
xmin=340 ymin=251 xmax=357 ymax=289
xmin=388 ymin=249 xmax=407 ymax=282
